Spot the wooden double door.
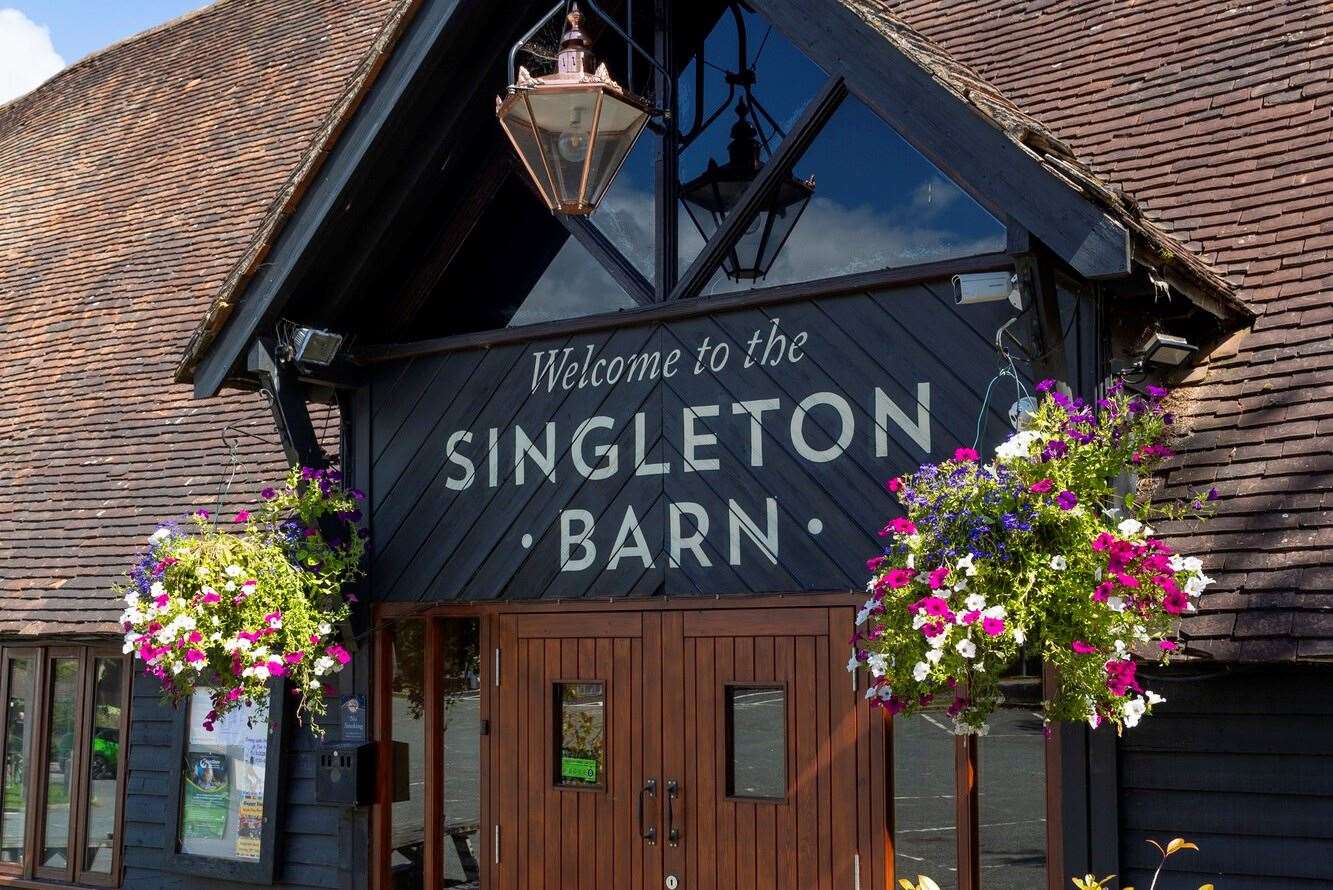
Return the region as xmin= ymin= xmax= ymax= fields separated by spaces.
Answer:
xmin=492 ymin=604 xmax=886 ymax=890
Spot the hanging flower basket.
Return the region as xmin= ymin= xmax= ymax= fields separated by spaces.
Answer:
xmin=849 ymin=380 xmax=1216 ymax=735
xmin=119 ymin=466 xmax=366 ymax=731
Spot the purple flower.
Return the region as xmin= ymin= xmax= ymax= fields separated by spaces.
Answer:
xmin=261 ymin=487 xmax=276 ymax=500
xmin=1145 ymin=384 xmax=1168 ymax=399
xmin=1056 ymin=490 xmax=1078 ymax=510
xmin=1207 ymin=486 xmax=1219 ymax=502
xmin=1036 ymin=379 xmax=1056 ymax=393
xmin=1041 ymin=439 xmax=1068 ymax=462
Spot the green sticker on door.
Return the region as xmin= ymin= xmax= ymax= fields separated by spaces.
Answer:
xmin=561 ymin=755 xmax=598 ymax=782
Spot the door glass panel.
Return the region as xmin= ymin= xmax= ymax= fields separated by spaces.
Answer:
xmin=554 ymin=682 xmax=605 ymax=788
xmin=1 ymin=657 xmax=32 ymax=865
xmin=726 ymin=685 xmax=786 ymax=799
xmin=979 ymin=657 xmax=1046 ymax=888
xmin=40 ymin=657 xmax=79 ymax=869
xmin=894 ymin=706 xmax=957 ymax=889
xmin=177 ymin=687 xmax=270 ymax=861
xmin=82 ymin=657 xmax=124 ymax=874
xmin=440 ymin=618 xmax=482 ymax=888
xmin=391 ymin=619 xmax=426 ymax=885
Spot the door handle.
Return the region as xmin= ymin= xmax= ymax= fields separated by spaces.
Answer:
xmin=665 ymin=779 xmax=680 ymax=847
xmin=639 ymin=778 xmax=657 ymax=844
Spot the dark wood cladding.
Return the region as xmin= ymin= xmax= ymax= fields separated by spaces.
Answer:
xmin=1117 ymin=664 xmax=1333 ymax=889
xmin=364 ymin=278 xmax=1030 ymax=604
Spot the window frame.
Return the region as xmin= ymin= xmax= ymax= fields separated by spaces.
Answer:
xmin=160 ymin=680 xmax=288 ymax=885
xmin=0 ymin=644 xmax=131 ymax=889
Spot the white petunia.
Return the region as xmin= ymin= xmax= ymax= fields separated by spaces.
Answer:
xmin=952 ymin=579 xmax=969 ymax=592
xmin=994 ymin=430 xmax=1042 ymax=461
xmin=1012 ymin=626 xmax=1026 ymax=646
xmin=925 ymin=648 xmax=944 ymax=664
xmin=149 ymin=527 xmax=172 ymax=544
xmin=318 ymin=622 xmax=332 ymax=636
xmin=956 ymin=639 xmax=977 ymax=659
xmin=1106 ymin=596 xmax=1126 ymax=612
xmin=856 ymin=606 xmax=871 ymax=626
xmin=906 ymin=553 xmax=915 ymax=570
xmin=1050 ymin=555 xmax=1068 ymax=571
xmin=956 ymin=553 xmax=977 ymax=576
xmin=845 ymin=654 xmax=860 ymax=673
xmin=124 ymin=592 xmax=140 ymax=606
xmin=225 ymin=564 xmax=244 ymax=578
xmin=149 ymin=581 xmax=165 ymax=597
xmin=867 ymin=654 xmax=890 ymax=678
xmin=912 ymin=662 xmax=930 ymax=682
xmin=1117 ymin=518 xmax=1143 ymax=537
xmin=964 ymin=593 xmax=987 ymax=612
xmin=982 ymin=605 xmax=1006 ymax=620
xmin=1145 ymin=690 xmax=1165 ymax=706
xmin=1183 ymin=556 xmax=1203 ymax=572
xmin=1122 ymin=697 xmax=1147 ymax=728
xmin=195 ymin=566 xmax=211 ymax=578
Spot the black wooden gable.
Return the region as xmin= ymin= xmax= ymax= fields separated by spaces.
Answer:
xmin=177 ymin=0 xmax=1198 ymax=398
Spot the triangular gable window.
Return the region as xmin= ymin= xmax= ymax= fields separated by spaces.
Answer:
xmin=702 ymin=91 xmax=1005 ymax=295
xmin=508 ymin=236 xmax=638 ymax=327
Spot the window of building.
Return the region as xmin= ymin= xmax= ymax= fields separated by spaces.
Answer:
xmin=0 ymin=645 xmax=129 ymax=887
xmin=554 ymin=682 xmax=606 ymax=788
xmin=893 ymin=661 xmax=1050 ymax=890
xmin=725 ymin=684 xmax=786 ymax=800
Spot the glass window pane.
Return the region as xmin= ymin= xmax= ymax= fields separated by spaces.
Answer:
xmin=178 ymin=687 xmax=270 ymax=861
xmin=1 ymin=657 xmax=33 ymax=865
xmin=979 ymin=659 xmax=1046 ymax=888
xmin=589 ymin=128 xmax=658 ymax=284
xmin=508 ymin=236 xmax=638 ymax=328
xmin=440 ymin=619 xmax=482 ymax=886
xmin=702 ymin=93 xmax=1006 ymax=295
xmin=726 ymin=686 xmax=786 ymax=799
xmin=390 ymin=619 xmax=426 ymax=883
xmin=676 ymin=4 xmax=829 ymax=275
xmin=82 ymin=658 xmax=125 ymax=874
xmin=894 ymin=707 xmax=957 ymax=889
xmin=554 ymin=682 xmax=605 ymax=788
xmin=40 ymin=657 xmax=79 ymax=869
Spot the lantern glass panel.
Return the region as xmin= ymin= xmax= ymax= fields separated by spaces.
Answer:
xmin=497 ymin=94 xmax=558 ymax=211
xmin=525 ymin=88 xmax=605 ymax=209
xmin=585 ymin=93 xmax=650 ymax=209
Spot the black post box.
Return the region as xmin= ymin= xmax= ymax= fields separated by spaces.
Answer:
xmin=315 ymin=742 xmax=376 ymax=806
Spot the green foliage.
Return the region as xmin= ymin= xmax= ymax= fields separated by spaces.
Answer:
xmin=119 ymin=467 xmax=365 ymax=731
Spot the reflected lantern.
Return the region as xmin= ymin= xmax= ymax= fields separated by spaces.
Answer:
xmin=497 ymin=6 xmax=652 ymax=216
xmin=680 ymin=102 xmax=815 ymax=281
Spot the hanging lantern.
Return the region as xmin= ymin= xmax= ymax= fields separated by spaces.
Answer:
xmin=680 ymin=102 xmax=815 ymax=281
xmin=497 ymin=5 xmax=653 ymax=216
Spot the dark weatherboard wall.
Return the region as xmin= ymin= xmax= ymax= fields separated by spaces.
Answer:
xmin=363 ymin=278 xmax=1033 ymax=603
xmin=1117 ymin=664 xmax=1333 ymax=890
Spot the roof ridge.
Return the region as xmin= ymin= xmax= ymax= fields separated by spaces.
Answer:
xmin=0 ymin=0 xmax=234 ymax=117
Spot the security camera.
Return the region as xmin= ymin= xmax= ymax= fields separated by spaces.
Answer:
xmin=952 ymin=272 xmax=1022 ymax=309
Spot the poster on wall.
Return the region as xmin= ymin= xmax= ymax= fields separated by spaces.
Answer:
xmin=235 ymin=792 xmax=264 ymax=860
xmin=182 ymin=752 xmax=230 ymax=839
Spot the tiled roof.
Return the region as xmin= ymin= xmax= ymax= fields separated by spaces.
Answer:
xmin=0 ymin=0 xmax=401 ymax=635
xmin=887 ymin=0 xmax=1333 ymax=660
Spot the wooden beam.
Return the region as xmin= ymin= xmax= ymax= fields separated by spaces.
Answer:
xmin=558 ymin=214 xmax=657 ymax=306
xmin=389 ymin=151 xmax=515 ymax=338
xmin=248 ymin=339 xmax=328 ymax=469
xmin=353 ymin=250 xmax=1013 ymax=363
xmin=671 ymin=75 xmax=848 ymax=302
xmin=654 ymin=0 xmax=679 ymax=301
xmin=750 ymin=0 xmax=1131 ymax=281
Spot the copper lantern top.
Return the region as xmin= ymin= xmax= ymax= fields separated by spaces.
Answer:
xmin=497 ymin=5 xmax=653 ymax=216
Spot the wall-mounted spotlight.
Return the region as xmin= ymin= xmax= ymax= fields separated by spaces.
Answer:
xmin=1141 ymin=332 xmax=1197 ymax=367
xmin=291 ymin=327 xmax=344 ymax=366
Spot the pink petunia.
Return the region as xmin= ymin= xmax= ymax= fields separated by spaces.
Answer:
xmin=202 ymin=589 xmax=221 ymax=604
xmin=154 ymin=594 xmax=170 ymax=608
xmin=285 ymin=651 xmax=304 ymax=664
xmin=961 ymin=609 xmax=981 ymax=625
xmin=954 ymin=447 xmax=980 ymax=462
xmin=888 ymin=517 xmax=917 ymax=536
xmin=884 ymin=567 xmax=917 ymax=590
xmin=866 ymin=555 xmax=887 ymax=573
xmin=1071 ymin=640 xmax=1098 ymax=654
xmin=267 ymin=660 xmax=287 ymax=678
xmin=982 ymin=617 xmax=1005 ymax=637
xmin=1159 ymin=640 xmax=1179 ymax=651
xmin=185 ymin=649 xmax=206 ymax=663
xmin=1028 ymin=479 xmax=1053 ymax=494
xmin=1092 ymin=581 xmax=1115 ymax=603
xmin=886 ymin=478 xmax=902 ymax=493
xmin=233 ymin=511 xmax=251 ymax=524
xmin=928 ymin=565 xmax=950 ymax=590
xmin=1162 ymin=589 xmax=1189 ymax=614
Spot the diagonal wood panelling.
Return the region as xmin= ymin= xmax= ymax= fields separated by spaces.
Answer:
xmin=366 ymin=279 xmax=1039 ymax=602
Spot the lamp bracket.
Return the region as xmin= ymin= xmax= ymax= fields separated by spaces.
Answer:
xmin=508 ymin=0 xmax=672 ymax=116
